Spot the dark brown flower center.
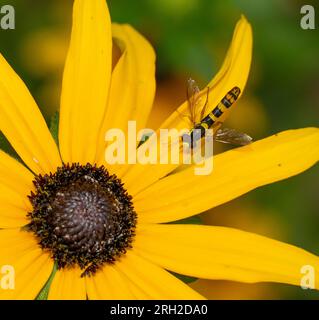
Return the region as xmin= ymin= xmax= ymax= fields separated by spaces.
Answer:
xmin=27 ymin=163 xmax=137 ymax=277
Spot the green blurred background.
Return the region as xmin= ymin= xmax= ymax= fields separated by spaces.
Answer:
xmin=0 ymin=0 xmax=318 ymax=299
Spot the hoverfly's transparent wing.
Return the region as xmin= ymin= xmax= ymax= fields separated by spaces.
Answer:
xmin=215 ymin=127 xmax=253 ymax=146
xmin=186 ymin=78 xmax=201 ymax=126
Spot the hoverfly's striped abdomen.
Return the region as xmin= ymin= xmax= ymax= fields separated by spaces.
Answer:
xmin=182 ymin=86 xmax=241 ymax=149
xmin=222 ymin=86 xmax=241 ymax=109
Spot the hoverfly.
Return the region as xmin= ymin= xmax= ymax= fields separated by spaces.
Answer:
xmin=181 ymin=78 xmax=252 ymax=149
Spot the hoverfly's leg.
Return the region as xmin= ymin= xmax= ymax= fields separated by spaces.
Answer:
xmin=187 ymin=78 xmax=201 ymax=126
xmin=181 ymin=133 xmax=195 ymax=150
xmin=200 ymin=86 xmax=210 ymax=120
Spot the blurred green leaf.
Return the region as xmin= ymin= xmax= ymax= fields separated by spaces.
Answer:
xmin=170 ymin=271 xmax=198 ymax=284
xmin=169 ymin=215 xmax=203 ymax=225
xmin=36 ymin=263 xmax=57 ymax=300
xmin=49 ymin=111 xmax=59 ymax=145
xmin=137 ymin=132 xmax=153 ymax=147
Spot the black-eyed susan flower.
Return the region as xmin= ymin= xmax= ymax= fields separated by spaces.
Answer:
xmin=0 ymin=0 xmax=319 ymax=300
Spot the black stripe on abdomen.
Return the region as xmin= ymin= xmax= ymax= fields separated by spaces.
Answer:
xmin=212 ymin=107 xmax=223 ymax=118
xmin=222 ymin=97 xmax=232 ymax=108
xmin=201 ymin=114 xmax=215 ymax=127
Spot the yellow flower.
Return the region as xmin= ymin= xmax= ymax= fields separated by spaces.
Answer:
xmin=0 ymin=0 xmax=318 ymax=300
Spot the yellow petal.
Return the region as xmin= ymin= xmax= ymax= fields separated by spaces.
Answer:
xmin=0 ymin=54 xmax=61 ymax=174
xmin=0 ymin=185 xmax=30 ymax=228
xmin=0 ymin=229 xmax=53 ymax=300
xmin=135 ymin=224 xmax=319 ymax=288
xmin=114 ymin=250 xmax=205 ymax=299
xmin=48 ymin=267 xmax=86 ymax=300
xmin=0 ymin=150 xmax=34 ymax=228
xmin=59 ymin=0 xmax=112 ymax=164
xmin=86 ymin=264 xmax=135 ymax=300
xmin=96 ymin=24 xmax=156 ymax=174
xmin=135 ymin=128 xmax=319 ymax=223
xmin=122 ymin=16 xmax=252 ymax=194
xmin=159 ymin=15 xmax=253 ymax=129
